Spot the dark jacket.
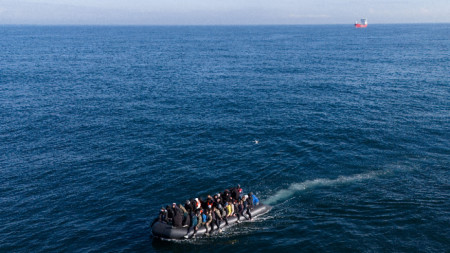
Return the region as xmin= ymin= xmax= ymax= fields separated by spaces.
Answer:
xmin=185 ymin=202 xmax=193 ymax=213
xmin=213 ymin=200 xmax=222 ymax=210
xmin=166 ymin=206 xmax=174 ymax=220
xmin=231 ymin=187 xmax=240 ymax=200
xmin=244 ymin=198 xmax=253 ymax=210
xmin=172 ymin=206 xmax=183 ymax=227
xmin=234 ymin=203 xmax=240 ymax=214
xmin=158 ymin=211 xmax=167 ymax=223
xmin=222 ymin=191 xmax=231 ymax=203
xmin=183 ymin=211 xmax=191 ymax=226
xmin=200 ymin=198 xmax=208 ymax=210
xmin=237 ymin=203 xmax=244 ymax=214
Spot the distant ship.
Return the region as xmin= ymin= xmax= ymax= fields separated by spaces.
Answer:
xmin=355 ymin=19 xmax=368 ymax=28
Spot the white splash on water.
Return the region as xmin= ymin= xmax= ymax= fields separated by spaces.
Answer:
xmin=264 ymin=170 xmax=388 ymax=205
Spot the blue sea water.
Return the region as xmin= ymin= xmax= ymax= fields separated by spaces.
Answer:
xmin=0 ymin=24 xmax=449 ymax=252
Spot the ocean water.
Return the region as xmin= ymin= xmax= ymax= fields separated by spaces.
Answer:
xmin=0 ymin=24 xmax=449 ymax=252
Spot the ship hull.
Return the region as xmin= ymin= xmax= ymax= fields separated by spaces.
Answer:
xmin=355 ymin=24 xmax=367 ymax=28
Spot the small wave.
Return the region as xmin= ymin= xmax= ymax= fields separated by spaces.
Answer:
xmin=264 ymin=170 xmax=388 ymax=205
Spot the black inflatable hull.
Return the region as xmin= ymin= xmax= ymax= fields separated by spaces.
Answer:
xmin=151 ymin=204 xmax=271 ymax=239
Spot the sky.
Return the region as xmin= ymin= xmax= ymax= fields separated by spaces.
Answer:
xmin=0 ymin=0 xmax=449 ymax=25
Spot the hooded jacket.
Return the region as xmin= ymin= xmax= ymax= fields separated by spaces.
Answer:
xmin=172 ymin=206 xmax=183 ymax=227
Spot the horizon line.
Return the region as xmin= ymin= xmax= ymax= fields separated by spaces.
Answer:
xmin=1 ymin=22 xmax=449 ymax=27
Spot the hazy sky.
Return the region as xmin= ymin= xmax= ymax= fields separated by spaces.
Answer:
xmin=0 ymin=0 xmax=449 ymax=25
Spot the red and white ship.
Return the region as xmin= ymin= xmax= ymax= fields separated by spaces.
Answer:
xmin=354 ymin=19 xmax=368 ymax=28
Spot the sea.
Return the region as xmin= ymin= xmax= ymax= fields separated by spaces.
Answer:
xmin=0 ymin=24 xmax=449 ymax=252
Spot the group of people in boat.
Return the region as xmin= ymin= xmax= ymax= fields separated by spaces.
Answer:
xmin=151 ymin=185 xmax=260 ymax=238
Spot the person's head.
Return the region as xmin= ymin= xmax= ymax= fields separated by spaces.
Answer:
xmin=186 ymin=200 xmax=190 ymax=205
xmin=172 ymin=203 xmax=176 ymax=208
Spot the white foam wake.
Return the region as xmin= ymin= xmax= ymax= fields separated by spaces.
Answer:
xmin=264 ymin=170 xmax=387 ymax=205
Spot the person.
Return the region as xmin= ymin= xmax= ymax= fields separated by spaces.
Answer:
xmin=194 ymin=198 xmax=202 ymax=210
xmin=213 ymin=194 xmax=221 ymax=206
xmin=184 ymin=200 xmax=193 ymax=212
xmin=172 ymin=203 xmax=183 ymax=227
xmin=250 ymin=192 xmax=259 ymax=206
xmin=193 ymin=209 xmax=206 ymax=238
xmin=179 ymin=203 xmax=187 ymax=213
xmin=151 ymin=207 xmax=167 ymax=227
xmin=195 ymin=209 xmax=208 ymax=233
xmin=159 ymin=208 xmax=168 ymax=222
xmin=216 ymin=201 xmax=228 ymax=225
xmin=179 ymin=203 xmax=190 ymax=227
xmin=185 ymin=210 xmax=199 ymax=238
xmin=243 ymin=195 xmax=252 ymax=220
xmin=225 ymin=202 xmax=233 ymax=217
xmin=166 ymin=205 xmax=174 ymax=224
xmin=236 ymin=199 xmax=246 ymax=221
xmin=213 ymin=203 xmax=222 ymax=229
xmin=237 ymin=184 xmax=243 ymax=196
xmin=199 ymin=197 xmax=207 ymax=209
xmin=211 ymin=206 xmax=222 ymax=233
xmin=222 ymin=190 xmax=231 ymax=203
xmin=244 ymin=195 xmax=253 ymax=210
xmin=205 ymin=209 xmax=212 ymax=235
xmin=230 ymin=199 xmax=235 ymax=215
xmin=206 ymin=195 xmax=214 ymax=209
xmin=231 ymin=185 xmax=240 ymax=200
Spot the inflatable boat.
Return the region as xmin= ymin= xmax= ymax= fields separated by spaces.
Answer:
xmin=151 ymin=204 xmax=272 ymax=239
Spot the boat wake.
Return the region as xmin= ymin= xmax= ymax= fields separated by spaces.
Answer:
xmin=264 ymin=170 xmax=389 ymax=205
